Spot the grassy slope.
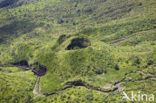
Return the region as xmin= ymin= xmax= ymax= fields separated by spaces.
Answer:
xmin=0 ymin=0 xmax=156 ymax=102
xmin=0 ymin=67 xmax=36 ymax=103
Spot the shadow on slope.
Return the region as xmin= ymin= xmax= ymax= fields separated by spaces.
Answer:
xmin=0 ymin=0 xmax=18 ymax=8
xmin=0 ymin=20 xmax=40 ymax=43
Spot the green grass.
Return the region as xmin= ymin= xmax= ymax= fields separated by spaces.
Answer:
xmin=0 ymin=0 xmax=156 ymax=102
xmin=0 ymin=67 xmax=36 ymax=103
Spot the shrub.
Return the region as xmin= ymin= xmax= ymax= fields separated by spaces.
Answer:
xmin=133 ymin=56 xmax=140 ymax=65
xmin=114 ymin=64 xmax=120 ymax=70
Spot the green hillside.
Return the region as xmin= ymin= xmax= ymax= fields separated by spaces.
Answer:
xmin=0 ymin=0 xmax=156 ymax=103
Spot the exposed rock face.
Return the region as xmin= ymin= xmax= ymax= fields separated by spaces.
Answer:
xmin=66 ymin=38 xmax=91 ymax=50
xmin=31 ymin=62 xmax=47 ymax=77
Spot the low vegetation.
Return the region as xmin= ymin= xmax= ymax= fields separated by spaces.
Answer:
xmin=0 ymin=0 xmax=156 ymax=102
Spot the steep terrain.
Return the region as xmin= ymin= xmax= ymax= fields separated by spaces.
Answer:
xmin=0 ymin=0 xmax=156 ymax=102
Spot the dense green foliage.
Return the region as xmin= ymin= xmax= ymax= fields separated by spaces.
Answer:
xmin=0 ymin=0 xmax=156 ymax=102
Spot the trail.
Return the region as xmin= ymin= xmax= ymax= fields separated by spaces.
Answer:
xmin=110 ymin=29 xmax=156 ymax=44
xmin=17 ymin=66 xmax=31 ymax=70
xmin=33 ymin=77 xmax=44 ymax=97
xmin=111 ymin=36 xmax=130 ymax=44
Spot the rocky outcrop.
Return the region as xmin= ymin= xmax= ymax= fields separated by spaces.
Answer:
xmin=31 ymin=62 xmax=47 ymax=77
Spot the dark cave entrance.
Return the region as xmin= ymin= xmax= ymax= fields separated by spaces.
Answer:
xmin=66 ymin=38 xmax=91 ymax=50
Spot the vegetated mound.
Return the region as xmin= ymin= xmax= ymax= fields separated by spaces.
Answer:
xmin=31 ymin=62 xmax=47 ymax=77
xmin=40 ymin=43 xmax=114 ymax=93
xmin=66 ymin=38 xmax=91 ymax=50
